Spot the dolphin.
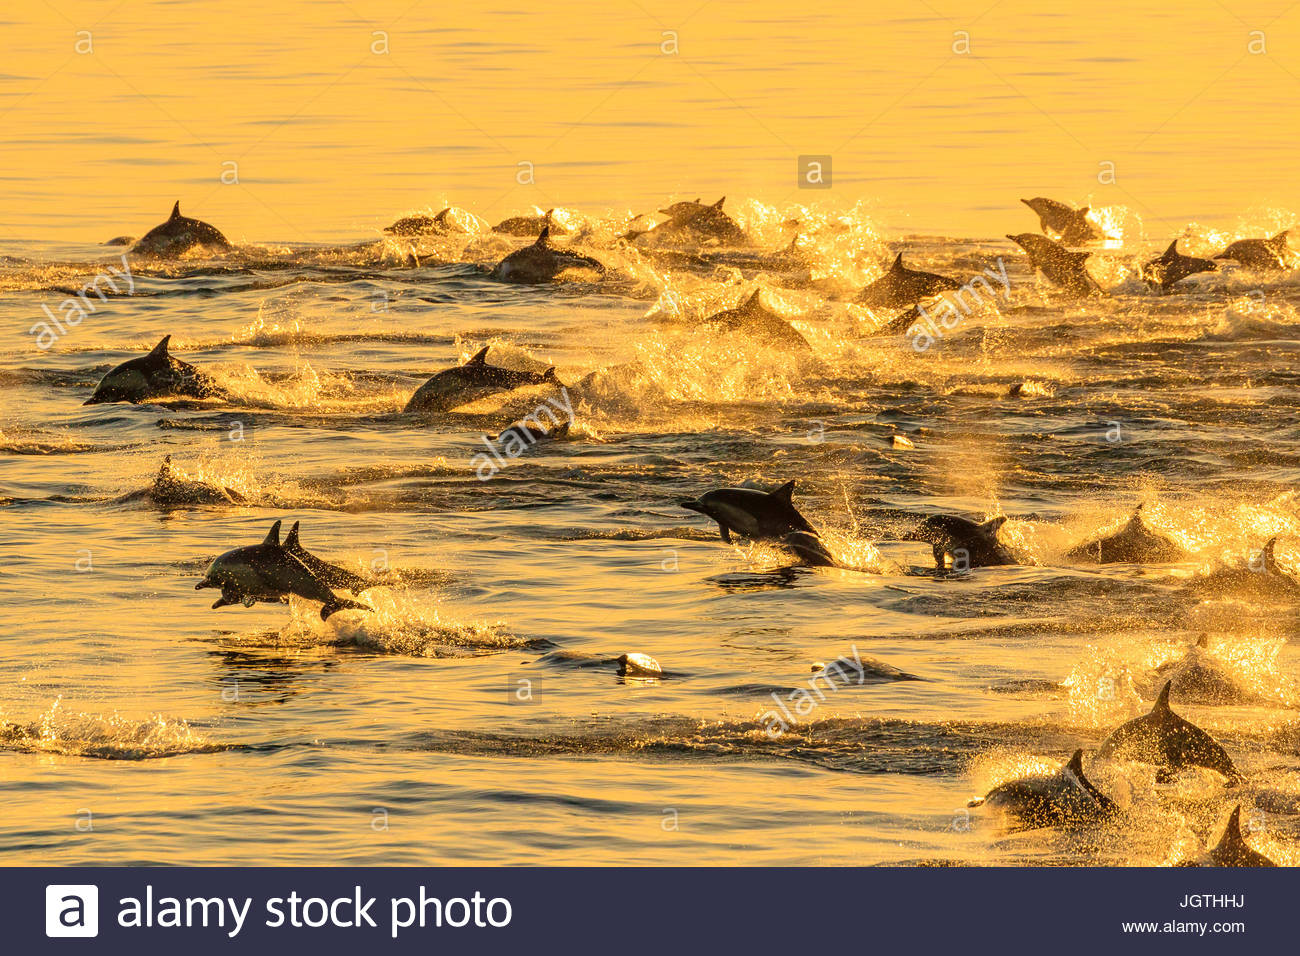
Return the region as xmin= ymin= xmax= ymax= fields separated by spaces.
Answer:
xmin=492 ymin=226 xmax=606 ymax=284
xmin=1205 ymin=806 xmax=1277 ymax=867
xmin=1153 ymin=635 xmax=1270 ymax=707
xmin=1192 ymin=537 xmax=1300 ymax=598
xmin=855 ymin=253 xmax=962 ymax=308
xmin=83 ymin=335 xmax=222 ymax=405
xmin=283 ymin=521 xmax=373 ymax=592
xmin=776 ymin=530 xmax=838 ymax=567
xmin=103 ymin=235 xmax=136 ymax=246
xmin=1215 ymin=230 xmax=1291 ymax=271
xmin=132 ymin=202 xmax=232 ymax=258
xmin=147 ymin=455 xmax=245 ymax=506
xmin=968 ymin=750 xmax=1118 ymax=829
xmin=492 ymin=208 xmax=571 ymax=238
xmin=1020 ymin=197 xmax=1105 ymax=244
xmin=1142 ymin=240 xmax=1217 ymax=293
xmin=626 ymin=197 xmax=748 ymax=247
xmin=384 ymin=207 xmax=471 ymax=237
xmin=492 ymin=419 xmax=571 ymax=446
xmin=680 ymin=480 xmax=818 ymax=544
xmin=1006 ymin=233 xmax=1104 ymax=296
xmin=1065 ymin=505 xmax=1185 ymax=564
xmin=1097 ymin=681 xmax=1239 ymax=782
xmin=702 ymin=290 xmax=811 ymax=351
xmin=403 ymin=346 xmax=562 ymax=414
xmin=910 ymin=514 xmax=1015 ymax=570
xmin=195 ymin=520 xmax=372 ymax=621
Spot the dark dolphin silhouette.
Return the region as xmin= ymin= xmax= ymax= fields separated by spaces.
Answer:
xmin=910 ymin=514 xmax=1016 ymax=570
xmin=195 ymin=520 xmax=372 ymax=621
xmin=1215 ymin=230 xmax=1291 ymax=271
xmin=1142 ymin=240 xmax=1217 ymax=292
xmin=969 ymin=749 xmax=1118 ymax=829
xmin=1065 ymin=505 xmax=1185 ymax=564
xmin=283 ymin=521 xmax=373 ymax=592
xmin=132 ymin=202 xmax=231 ymax=257
xmin=83 ymin=335 xmax=222 ymax=405
xmin=404 ymin=345 xmax=562 ymax=414
xmin=1206 ymin=806 xmax=1276 ymax=867
xmin=492 ymin=226 xmax=606 ymax=283
xmin=702 ymin=290 xmax=810 ymax=351
xmin=1006 ymin=233 xmax=1104 ymax=296
xmin=855 ymin=253 xmax=962 ymax=308
xmin=1020 ymin=197 xmax=1106 ymax=244
xmin=680 ymin=480 xmax=818 ymax=543
xmin=1097 ymin=681 xmax=1239 ymax=782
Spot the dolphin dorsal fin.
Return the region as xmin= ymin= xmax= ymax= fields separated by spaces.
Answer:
xmin=891 ymin=252 xmax=905 ymax=270
xmin=1163 ymin=240 xmax=1179 ymax=258
xmin=1079 ymin=206 xmax=1090 ymax=216
xmin=467 ymin=346 xmax=490 ymax=366
xmin=770 ymin=479 xmax=796 ymax=503
xmin=1217 ymin=805 xmax=1247 ymax=853
xmin=1195 ymin=633 xmax=1209 ymax=649
xmin=1270 ymin=229 xmax=1289 ymax=245
xmin=981 ymin=515 xmax=1008 ymax=535
xmin=1153 ymin=680 xmax=1172 ymax=714
xmin=169 ymin=201 xmax=182 ymax=220
xmin=263 ymin=519 xmax=282 ymax=547
xmin=1124 ymin=506 xmax=1146 ymax=531
xmin=285 ymin=521 xmax=301 ymax=550
xmin=1066 ymin=749 xmax=1086 ymax=779
xmin=743 ymin=290 xmax=764 ymax=311
xmin=149 ymin=335 xmax=171 ymax=358
xmin=1261 ymin=536 xmax=1278 ymax=573
xmin=535 ymin=225 xmax=551 ymax=245
xmin=712 ymin=196 xmax=725 ymax=209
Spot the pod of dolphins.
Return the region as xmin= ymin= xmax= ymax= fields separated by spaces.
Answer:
xmin=81 ymin=194 xmax=1296 ymax=865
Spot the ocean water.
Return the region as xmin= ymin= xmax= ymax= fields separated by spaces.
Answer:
xmin=2 ymin=201 xmax=1298 ymax=866
xmin=2 ymin=1 xmax=1300 ymax=868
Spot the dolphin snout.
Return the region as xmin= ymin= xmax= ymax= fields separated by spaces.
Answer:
xmin=679 ymin=499 xmax=706 ymax=514
xmin=195 ymin=580 xmax=209 ymax=590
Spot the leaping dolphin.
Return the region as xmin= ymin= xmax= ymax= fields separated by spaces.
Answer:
xmin=283 ymin=521 xmax=374 ymax=592
xmin=1142 ymin=240 xmax=1217 ymax=293
xmin=1006 ymin=233 xmax=1104 ymax=296
xmin=1065 ymin=505 xmax=1185 ymax=564
xmin=1097 ymin=681 xmax=1239 ymax=782
xmin=384 ymin=207 xmax=472 ymax=236
xmin=147 ymin=455 xmax=245 ymax=506
xmin=855 ymin=253 xmax=962 ymax=309
xmin=83 ymin=335 xmax=223 ymax=405
xmin=492 ymin=226 xmax=606 ymax=284
xmin=195 ymin=520 xmax=372 ymax=621
xmin=625 ymin=197 xmax=748 ymax=247
xmin=909 ymin=514 xmax=1016 ymax=570
xmin=968 ymin=750 xmax=1118 ymax=829
xmin=680 ymin=480 xmax=818 ymax=544
xmin=702 ymin=290 xmax=810 ymax=351
xmin=1192 ymin=536 xmax=1300 ymax=598
xmin=1215 ymin=230 xmax=1291 ymax=271
xmin=403 ymin=346 xmax=562 ymax=414
xmin=492 ymin=208 xmax=571 ymax=238
xmin=1020 ymin=197 xmax=1106 ymax=245
xmin=132 ymin=202 xmax=232 ymax=258
xmin=1205 ymin=806 xmax=1277 ymax=867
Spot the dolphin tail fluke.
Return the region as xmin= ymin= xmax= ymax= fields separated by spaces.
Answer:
xmin=321 ymin=597 xmax=373 ymax=620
